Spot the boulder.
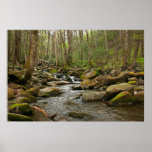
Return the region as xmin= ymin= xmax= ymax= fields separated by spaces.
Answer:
xmin=47 ymin=77 xmax=59 ymax=81
xmin=47 ymin=81 xmax=70 ymax=86
xmin=39 ymin=87 xmax=61 ymax=97
xmin=93 ymin=73 xmax=128 ymax=87
xmin=82 ymin=71 xmax=97 ymax=80
xmin=68 ymin=112 xmax=89 ymax=119
xmin=82 ymin=91 xmax=105 ymax=102
xmin=128 ymin=77 xmax=138 ymax=81
xmin=25 ymin=86 xmax=40 ymax=97
xmin=8 ymin=71 xmax=22 ymax=83
xmin=134 ymin=91 xmax=144 ymax=103
xmin=15 ymin=97 xmax=31 ymax=103
xmin=8 ymin=113 xmax=33 ymax=121
xmin=8 ymin=88 xmax=15 ymax=99
xmin=109 ymin=69 xmax=118 ymax=77
xmin=106 ymin=83 xmax=134 ymax=100
xmin=108 ymin=91 xmax=135 ymax=106
xmin=127 ymin=72 xmax=144 ymax=78
xmin=9 ymin=103 xmax=33 ymax=115
xmin=72 ymin=85 xmax=82 ymax=90
xmin=128 ymin=81 xmax=137 ymax=85
xmin=80 ymin=79 xmax=98 ymax=89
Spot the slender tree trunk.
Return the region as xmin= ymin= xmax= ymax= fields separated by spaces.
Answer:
xmin=47 ymin=31 xmax=50 ymax=61
xmin=8 ymin=31 xmax=11 ymax=64
xmin=140 ymin=35 xmax=144 ymax=58
xmin=104 ymin=30 xmax=108 ymax=59
xmin=79 ymin=30 xmax=83 ymax=61
xmin=123 ymin=30 xmax=128 ymax=69
xmin=67 ymin=30 xmax=73 ymax=66
xmin=54 ymin=31 xmax=58 ymax=67
xmin=23 ymin=30 xmax=38 ymax=81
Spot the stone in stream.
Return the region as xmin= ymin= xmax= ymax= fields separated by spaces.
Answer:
xmin=134 ymin=91 xmax=144 ymax=103
xmin=107 ymin=91 xmax=135 ymax=106
xmin=8 ymin=87 xmax=15 ymax=99
xmin=68 ymin=112 xmax=89 ymax=119
xmin=8 ymin=113 xmax=33 ymax=121
xmin=25 ymin=86 xmax=40 ymax=97
xmin=47 ymin=81 xmax=70 ymax=86
xmin=82 ymin=91 xmax=105 ymax=102
xmin=106 ymin=83 xmax=134 ymax=100
xmin=9 ymin=103 xmax=33 ymax=116
xmin=82 ymin=71 xmax=97 ymax=80
xmin=39 ymin=87 xmax=61 ymax=97
xmin=72 ymin=84 xmax=82 ymax=90
xmin=80 ymin=79 xmax=98 ymax=89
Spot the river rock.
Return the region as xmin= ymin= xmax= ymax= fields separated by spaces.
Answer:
xmin=82 ymin=71 xmax=97 ymax=80
xmin=72 ymin=85 xmax=82 ymax=90
xmin=9 ymin=103 xmax=33 ymax=115
xmin=134 ymin=91 xmax=144 ymax=103
xmin=47 ymin=81 xmax=70 ymax=86
xmin=109 ymin=69 xmax=118 ymax=77
xmin=8 ymin=113 xmax=33 ymax=121
xmin=8 ymin=88 xmax=15 ymax=99
xmin=47 ymin=76 xmax=59 ymax=81
xmin=82 ymin=91 xmax=105 ymax=102
xmin=15 ymin=97 xmax=31 ymax=103
xmin=108 ymin=91 xmax=135 ymax=106
xmin=39 ymin=87 xmax=61 ymax=97
xmin=106 ymin=83 xmax=134 ymax=100
xmin=68 ymin=111 xmax=89 ymax=119
xmin=81 ymin=79 xmax=98 ymax=89
xmin=25 ymin=86 xmax=40 ymax=97
xmin=128 ymin=77 xmax=138 ymax=81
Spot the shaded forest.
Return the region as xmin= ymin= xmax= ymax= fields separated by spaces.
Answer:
xmin=8 ymin=30 xmax=144 ymax=122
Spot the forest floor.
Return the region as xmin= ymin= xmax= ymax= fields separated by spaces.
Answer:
xmin=8 ymin=64 xmax=144 ymax=121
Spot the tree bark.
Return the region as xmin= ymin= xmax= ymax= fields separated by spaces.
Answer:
xmin=23 ymin=30 xmax=38 ymax=81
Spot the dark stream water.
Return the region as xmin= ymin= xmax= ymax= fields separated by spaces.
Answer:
xmin=31 ymin=77 xmax=144 ymax=121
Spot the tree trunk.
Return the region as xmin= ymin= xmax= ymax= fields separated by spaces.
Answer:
xmin=123 ymin=30 xmax=128 ymax=69
xmin=23 ymin=30 xmax=38 ymax=81
xmin=67 ymin=30 xmax=73 ymax=66
xmin=47 ymin=31 xmax=50 ymax=61
xmin=104 ymin=30 xmax=108 ymax=59
xmin=79 ymin=30 xmax=83 ymax=61
xmin=54 ymin=31 xmax=58 ymax=67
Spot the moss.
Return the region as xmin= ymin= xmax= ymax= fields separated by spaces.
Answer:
xmin=8 ymin=113 xmax=33 ymax=121
xmin=41 ymin=93 xmax=49 ymax=97
xmin=108 ymin=91 xmax=135 ymax=105
xmin=128 ymin=81 xmax=137 ymax=85
xmin=26 ymin=86 xmax=40 ymax=97
xmin=9 ymin=103 xmax=33 ymax=115
xmin=69 ymin=112 xmax=89 ymax=119
xmin=8 ymin=88 xmax=15 ymax=99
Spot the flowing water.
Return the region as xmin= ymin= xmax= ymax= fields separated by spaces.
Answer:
xmin=31 ymin=75 xmax=144 ymax=121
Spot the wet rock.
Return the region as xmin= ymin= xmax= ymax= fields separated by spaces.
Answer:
xmin=134 ymin=91 xmax=144 ymax=103
xmin=8 ymin=70 xmax=22 ymax=83
xmin=25 ymin=86 xmax=40 ymax=97
xmin=128 ymin=77 xmax=138 ymax=81
xmin=106 ymin=83 xmax=134 ymax=100
xmin=39 ymin=87 xmax=61 ymax=97
xmin=127 ymin=72 xmax=144 ymax=78
xmin=72 ymin=85 xmax=82 ymax=90
xmin=109 ymin=69 xmax=118 ymax=77
xmin=47 ymin=77 xmax=59 ymax=81
xmin=68 ymin=112 xmax=89 ymax=119
xmin=47 ymin=81 xmax=70 ymax=86
xmin=8 ymin=88 xmax=15 ymax=99
xmin=128 ymin=81 xmax=137 ymax=85
xmin=9 ymin=103 xmax=33 ymax=115
xmin=15 ymin=97 xmax=31 ymax=103
xmin=82 ymin=91 xmax=105 ymax=102
xmin=134 ymin=86 xmax=144 ymax=92
xmin=66 ymin=77 xmax=73 ymax=82
xmin=41 ymin=79 xmax=48 ymax=85
xmin=8 ymin=113 xmax=33 ymax=121
xmin=108 ymin=91 xmax=135 ymax=106
xmin=82 ymin=71 xmax=97 ymax=80
xmin=80 ymin=79 xmax=98 ymax=89
xmin=93 ymin=73 xmax=128 ymax=87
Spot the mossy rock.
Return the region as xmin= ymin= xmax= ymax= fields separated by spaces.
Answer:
xmin=82 ymin=71 xmax=97 ymax=80
xmin=128 ymin=77 xmax=138 ymax=81
xmin=8 ymin=88 xmax=15 ymax=99
xmin=26 ymin=86 xmax=40 ymax=97
xmin=8 ymin=113 xmax=33 ymax=121
xmin=68 ymin=112 xmax=89 ymax=119
xmin=15 ymin=97 xmax=31 ymax=103
xmin=80 ymin=79 xmax=98 ymax=89
xmin=128 ymin=81 xmax=137 ymax=85
xmin=106 ymin=83 xmax=134 ymax=100
xmin=134 ymin=91 xmax=144 ymax=103
xmin=39 ymin=87 xmax=61 ymax=97
xmin=9 ymin=103 xmax=33 ymax=115
xmin=108 ymin=91 xmax=135 ymax=106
